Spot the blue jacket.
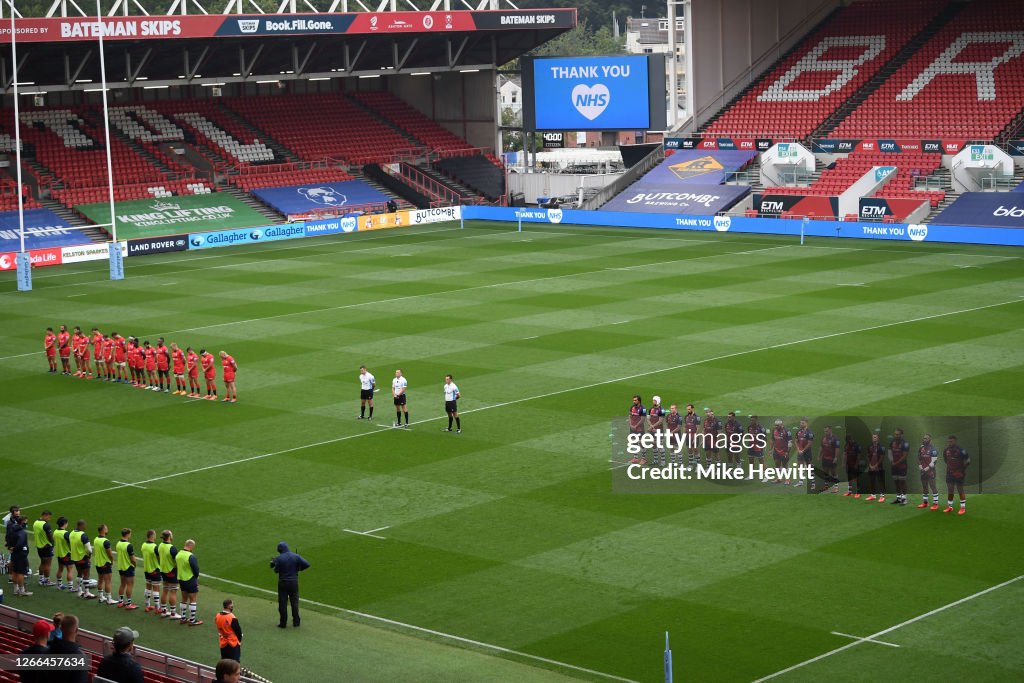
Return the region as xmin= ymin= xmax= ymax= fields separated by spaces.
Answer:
xmin=271 ymin=542 xmax=310 ymax=581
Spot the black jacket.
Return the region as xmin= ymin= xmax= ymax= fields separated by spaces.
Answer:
xmin=270 ymin=542 xmax=310 ymax=582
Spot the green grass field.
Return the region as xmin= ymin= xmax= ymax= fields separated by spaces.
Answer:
xmin=2 ymin=221 xmax=1023 ymax=682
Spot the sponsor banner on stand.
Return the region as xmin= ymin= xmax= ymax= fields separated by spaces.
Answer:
xmin=753 ymin=194 xmax=838 ymax=219
xmin=813 ymin=139 xmax=967 ymax=154
xmin=0 ymin=208 xmax=82 ymax=250
xmin=0 ymin=10 xmax=574 ymax=43
xmin=61 ymin=242 xmax=125 ymax=264
xmin=601 ymin=183 xmax=750 ymax=215
xmin=359 ymin=212 xmax=407 ymax=231
xmin=304 ymin=216 xmax=359 ymax=237
xmin=407 ymin=206 xmax=462 ymax=225
xmin=126 ymin=235 xmax=189 ymax=256
xmin=858 ymin=197 xmax=929 ymax=222
xmin=188 ymin=224 xmax=305 ymax=250
xmin=77 ymin=194 xmax=270 ymax=240
xmin=0 ymin=247 xmax=63 ymax=270
xmin=252 ymin=180 xmax=389 ymax=218
xmin=932 ymin=193 xmax=1024 ymax=228
xmin=640 ymin=150 xmax=758 ymax=186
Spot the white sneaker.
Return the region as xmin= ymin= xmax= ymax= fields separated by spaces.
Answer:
xmin=82 ymin=592 xmax=97 ymax=600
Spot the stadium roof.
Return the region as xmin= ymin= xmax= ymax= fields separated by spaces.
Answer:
xmin=0 ymin=3 xmax=576 ymax=93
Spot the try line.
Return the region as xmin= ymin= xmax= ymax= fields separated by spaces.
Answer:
xmin=24 ymin=295 xmax=1023 ymax=510
xmin=753 ymin=574 xmax=1024 ymax=681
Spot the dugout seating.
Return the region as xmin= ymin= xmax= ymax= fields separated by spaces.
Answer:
xmin=351 ymin=91 xmax=476 ymax=156
xmin=433 ymin=154 xmax=505 ymax=201
xmin=832 ymin=0 xmax=1024 ymax=140
xmin=227 ymin=161 xmax=354 ymax=192
xmin=225 ymin=94 xmax=420 ymax=165
xmin=769 ymin=151 xmax=945 ymax=206
xmin=703 ymin=0 xmax=947 ymax=138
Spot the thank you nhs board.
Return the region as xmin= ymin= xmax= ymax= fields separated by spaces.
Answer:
xmin=522 ymin=55 xmax=666 ymax=132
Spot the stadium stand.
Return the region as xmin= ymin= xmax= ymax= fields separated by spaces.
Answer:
xmin=154 ymin=101 xmax=278 ymax=166
xmin=351 ymin=91 xmax=476 ymax=155
xmin=831 ymin=0 xmax=1024 ymax=140
xmin=226 ymin=93 xmax=423 ymax=165
xmin=362 ymin=163 xmax=431 ymax=209
xmin=702 ymin=0 xmax=948 ymax=139
xmin=227 ymin=161 xmax=354 ymax=192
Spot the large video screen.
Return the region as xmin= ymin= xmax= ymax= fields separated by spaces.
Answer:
xmin=523 ymin=55 xmax=664 ymax=131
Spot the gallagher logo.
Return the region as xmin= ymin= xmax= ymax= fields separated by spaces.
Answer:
xmin=249 ymin=230 xmax=262 ymax=240
xmin=190 ymin=237 xmax=202 ymax=247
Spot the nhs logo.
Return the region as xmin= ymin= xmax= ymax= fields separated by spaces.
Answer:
xmin=907 ymin=224 xmax=928 ymax=242
xmin=713 ymin=216 xmax=731 ymax=232
xmin=570 ymin=84 xmax=610 ymax=120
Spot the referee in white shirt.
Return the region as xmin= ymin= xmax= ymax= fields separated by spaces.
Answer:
xmin=443 ymin=375 xmax=461 ymax=433
xmin=392 ymin=369 xmax=409 ymax=428
xmin=358 ymin=365 xmax=375 ymax=420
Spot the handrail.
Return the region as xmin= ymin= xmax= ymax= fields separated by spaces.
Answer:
xmin=395 ymin=162 xmax=460 ymax=205
xmin=580 ymin=144 xmax=665 ymax=211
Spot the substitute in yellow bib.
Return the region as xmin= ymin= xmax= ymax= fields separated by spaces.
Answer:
xmin=32 ymin=510 xmax=55 ymax=587
xmin=140 ymin=529 xmax=161 ymax=612
xmin=115 ymin=527 xmax=140 ymax=610
xmin=175 ymin=539 xmax=202 ymax=626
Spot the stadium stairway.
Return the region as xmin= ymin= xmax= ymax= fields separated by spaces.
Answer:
xmin=343 ymin=92 xmax=429 ymax=155
xmin=39 ymin=197 xmax=109 ymax=242
xmin=223 ymin=185 xmax=286 ymax=224
xmin=362 ymin=164 xmax=431 ymax=209
xmin=814 ymin=0 xmax=965 ymax=138
xmin=413 ymin=163 xmax=482 ymax=202
xmin=215 ymin=102 xmax=300 ymax=165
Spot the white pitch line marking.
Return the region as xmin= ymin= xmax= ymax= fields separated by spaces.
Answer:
xmin=201 ymin=573 xmax=638 ymax=683
xmin=522 ymin=335 xmax=539 ymax=340
xmin=753 ymin=574 xmax=1024 ymax=682
xmin=364 ymin=526 xmax=391 ymax=535
xmin=943 ymin=378 xmax=961 ymax=384
xmin=830 ymin=631 xmax=899 ymax=648
xmin=161 ymin=282 xmax=177 ymax=286
xmin=342 ymin=528 xmax=387 ymax=540
xmin=836 ymin=283 xmax=867 ymax=287
xmin=955 ymin=265 xmax=978 ymax=269
xmin=67 ymin=293 xmax=87 ymax=297
xmin=111 ymin=480 xmax=146 ymax=490
xmin=23 ymin=296 xmax=1024 ymax=511
xmin=611 ymin=320 xmax=629 ymax=325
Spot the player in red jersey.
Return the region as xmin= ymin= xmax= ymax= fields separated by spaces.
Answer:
xmin=916 ymin=433 xmax=940 ymax=510
xmin=843 ymin=435 xmax=862 ymax=497
xmin=185 ymin=347 xmax=201 ymax=397
xmin=143 ymin=340 xmax=158 ymax=390
xmin=44 ymin=327 xmax=58 ymax=373
xmin=77 ymin=329 xmax=93 ymax=378
xmin=819 ymin=425 xmax=841 ymax=493
xmin=72 ymin=326 xmax=84 ymax=376
xmin=942 ymin=435 xmax=970 ymax=515
xmin=155 ymin=338 xmax=171 ymax=393
xmin=888 ymin=428 xmax=910 ymax=506
xmin=170 ymin=344 xmax=187 ymax=395
xmin=201 ymin=349 xmax=217 ymax=400
xmin=865 ymin=432 xmax=886 ymax=502
xmin=57 ymin=325 xmax=72 ymax=375
xmin=102 ymin=334 xmax=115 ymax=382
xmin=220 ymin=351 xmax=238 ymax=402
xmin=770 ymin=419 xmax=792 ymax=484
xmin=126 ymin=338 xmax=139 ymax=385
xmin=131 ymin=338 xmax=144 ymax=386
xmin=113 ymin=333 xmax=128 ymax=383
xmin=91 ymin=328 xmax=105 ymax=380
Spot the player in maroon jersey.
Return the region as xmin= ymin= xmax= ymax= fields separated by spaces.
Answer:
xmin=746 ymin=415 xmax=766 ymax=468
xmin=843 ymin=434 xmax=862 ymax=497
xmin=888 ymin=428 xmax=910 ymax=505
xmin=770 ymin=420 xmax=792 ymax=484
xmin=702 ymin=409 xmax=722 ymax=465
xmin=942 ymin=435 xmax=970 ymax=515
xmin=916 ymin=434 xmax=939 ymax=510
xmin=724 ymin=411 xmax=744 ymax=467
xmin=628 ymin=395 xmax=646 ymax=465
xmin=683 ymin=404 xmax=700 ymax=465
xmin=647 ymin=396 xmax=665 ymax=465
xmin=794 ymin=418 xmax=814 ymax=489
xmin=865 ymin=432 xmax=886 ymax=502
xmin=819 ymin=426 xmax=841 ymax=493
xmin=666 ymin=404 xmax=683 ymax=464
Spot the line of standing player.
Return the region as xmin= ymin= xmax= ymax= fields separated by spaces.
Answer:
xmin=44 ymin=325 xmax=238 ymax=402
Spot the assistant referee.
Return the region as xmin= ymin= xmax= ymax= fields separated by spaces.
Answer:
xmin=443 ymin=374 xmax=461 ymax=433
